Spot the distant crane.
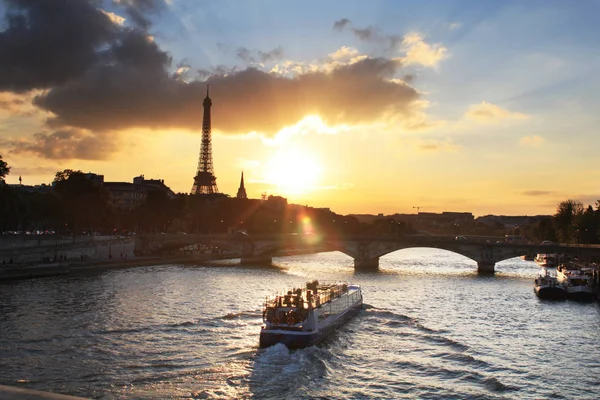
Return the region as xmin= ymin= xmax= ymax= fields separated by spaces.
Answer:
xmin=413 ymin=206 xmax=421 ymax=214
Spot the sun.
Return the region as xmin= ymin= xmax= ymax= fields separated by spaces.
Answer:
xmin=264 ymin=148 xmax=322 ymax=196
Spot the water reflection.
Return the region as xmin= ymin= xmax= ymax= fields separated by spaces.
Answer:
xmin=0 ymin=249 xmax=598 ymax=399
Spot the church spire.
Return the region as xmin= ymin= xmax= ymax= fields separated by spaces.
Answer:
xmin=236 ymin=171 xmax=247 ymax=199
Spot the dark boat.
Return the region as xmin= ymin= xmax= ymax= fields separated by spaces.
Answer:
xmin=259 ymin=280 xmax=362 ymax=349
xmin=534 ymin=270 xmax=566 ymax=300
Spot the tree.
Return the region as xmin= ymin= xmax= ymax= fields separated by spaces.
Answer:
xmin=576 ymin=205 xmax=599 ymax=244
xmin=554 ymin=200 xmax=583 ymax=243
xmin=0 ymin=154 xmax=10 ymax=183
xmin=53 ymin=169 xmax=77 ymax=183
xmin=53 ymin=170 xmax=111 ymax=234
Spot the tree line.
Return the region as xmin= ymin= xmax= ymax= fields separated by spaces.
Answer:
xmin=0 ymin=157 xmax=407 ymax=237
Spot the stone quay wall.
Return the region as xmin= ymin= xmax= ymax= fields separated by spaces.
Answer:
xmin=0 ymin=235 xmax=135 ymax=265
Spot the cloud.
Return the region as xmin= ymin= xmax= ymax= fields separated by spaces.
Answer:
xmin=400 ymin=33 xmax=448 ymax=68
xmin=449 ymin=22 xmax=462 ymax=30
xmin=5 ymin=129 xmax=117 ymax=160
xmin=236 ymin=46 xmax=284 ymax=64
xmin=522 ymin=190 xmax=553 ymax=196
xmin=262 ymin=115 xmax=351 ymax=146
xmin=466 ymin=101 xmax=529 ymax=122
xmin=328 ymin=46 xmax=363 ymax=62
xmin=0 ymin=92 xmax=27 ymax=113
xmin=352 ymin=27 xmax=376 ymax=41
xmin=36 ymin=56 xmax=421 ymax=136
xmin=0 ymin=0 xmax=120 ymax=92
xmin=519 ymin=135 xmax=544 ymax=147
xmin=332 ymin=20 xmax=448 ymax=68
xmin=113 ymin=0 xmax=166 ymax=29
xmin=100 ymin=9 xmax=126 ymax=25
xmin=332 ymin=18 xmax=400 ymax=50
xmin=333 ymin=18 xmax=351 ymax=31
xmin=0 ymin=92 xmax=41 ymax=117
xmin=1 ymin=8 xmax=432 ymax=159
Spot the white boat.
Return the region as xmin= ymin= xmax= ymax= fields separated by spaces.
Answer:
xmin=535 ymin=254 xmax=557 ymax=268
xmin=556 ymin=263 xmax=595 ymax=301
xmin=534 ymin=269 xmax=566 ymax=300
xmin=259 ymin=280 xmax=363 ymax=349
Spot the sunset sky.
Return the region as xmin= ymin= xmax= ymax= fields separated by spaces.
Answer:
xmin=1 ymin=0 xmax=599 ymax=217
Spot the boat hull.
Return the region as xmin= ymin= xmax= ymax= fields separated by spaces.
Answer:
xmin=565 ymin=287 xmax=595 ymax=301
xmin=259 ymin=303 xmax=362 ymax=349
xmin=534 ymin=285 xmax=566 ymax=300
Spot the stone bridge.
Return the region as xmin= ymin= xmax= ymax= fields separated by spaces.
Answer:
xmin=136 ymin=234 xmax=600 ymax=273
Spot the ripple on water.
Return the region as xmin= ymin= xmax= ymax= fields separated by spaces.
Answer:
xmin=0 ymin=251 xmax=599 ymax=399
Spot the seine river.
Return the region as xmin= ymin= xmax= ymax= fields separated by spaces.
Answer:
xmin=1 ymin=249 xmax=599 ymax=399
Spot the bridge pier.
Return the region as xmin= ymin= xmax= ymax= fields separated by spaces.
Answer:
xmin=240 ymin=254 xmax=273 ymax=265
xmin=477 ymin=261 xmax=495 ymax=274
xmin=354 ymin=257 xmax=379 ymax=271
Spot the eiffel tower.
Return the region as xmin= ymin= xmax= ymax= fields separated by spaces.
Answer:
xmin=191 ymin=85 xmax=219 ymax=194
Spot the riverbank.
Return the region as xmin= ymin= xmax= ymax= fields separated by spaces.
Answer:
xmin=0 ymin=384 xmax=87 ymax=399
xmin=0 ymin=254 xmax=228 ymax=282
xmin=0 ymin=246 xmax=329 ymax=282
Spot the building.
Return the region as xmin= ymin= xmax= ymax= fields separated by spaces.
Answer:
xmin=104 ymin=175 xmax=175 ymax=211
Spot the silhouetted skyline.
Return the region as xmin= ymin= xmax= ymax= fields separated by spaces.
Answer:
xmin=0 ymin=0 xmax=598 ymax=216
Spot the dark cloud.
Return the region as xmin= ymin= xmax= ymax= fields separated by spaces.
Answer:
xmin=236 ymin=46 xmax=284 ymax=63
xmin=258 ymin=46 xmax=284 ymax=63
xmin=236 ymin=47 xmax=252 ymax=63
xmin=352 ymin=27 xmax=375 ymax=41
xmin=34 ymin=56 xmax=418 ymax=136
xmin=332 ymin=18 xmax=401 ymax=50
xmin=0 ymin=0 xmax=168 ymax=93
xmin=333 ymin=18 xmax=350 ymax=31
xmin=2 ymin=7 xmax=424 ymax=160
xmin=6 ymin=129 xmax=116 ymax=160
xmin=0 ymin=0 xmax=119 ymax=92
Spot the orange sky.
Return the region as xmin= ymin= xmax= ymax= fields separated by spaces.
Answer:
xmin=1 ymin=1 xmax=599 ymax=217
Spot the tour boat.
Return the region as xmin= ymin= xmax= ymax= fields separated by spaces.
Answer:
xmin=259 ymin=280 xmax=363 ymax=349
xmin=556 ymin=263 xmax=595 ymax=301
xmin=534 ymin=269 xmax=566 ymax=300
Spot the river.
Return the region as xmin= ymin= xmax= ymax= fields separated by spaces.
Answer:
xmin=1 ymin=249 xmax=599 ymax=399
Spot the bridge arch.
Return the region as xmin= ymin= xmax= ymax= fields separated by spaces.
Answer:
xmin=138 ymin=233 xmax=600 ymax=274
xmin=323 ymin=239 xmax=530 ymax=273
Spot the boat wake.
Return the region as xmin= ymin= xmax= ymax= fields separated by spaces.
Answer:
xmin=220 ymin=310 xmax=261 ymax=320
xmin=357 ymin=307 xmax=522 ymax=395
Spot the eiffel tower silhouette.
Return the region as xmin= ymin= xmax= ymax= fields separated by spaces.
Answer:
xmin=191 ymin=85 xmax=219 ymax=194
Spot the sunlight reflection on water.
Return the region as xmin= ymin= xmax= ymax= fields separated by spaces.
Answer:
xmin=1 ymin=248 xmax=598 ymax=399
